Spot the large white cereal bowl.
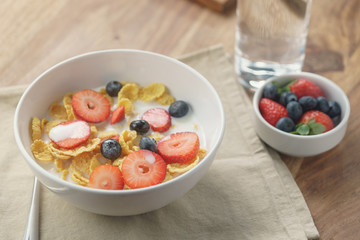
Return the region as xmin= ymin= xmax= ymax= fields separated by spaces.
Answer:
xmin=14 ymin=49 xmax=225 ymax=216
xmin=253 ymin=72 xmax=350 ymax=157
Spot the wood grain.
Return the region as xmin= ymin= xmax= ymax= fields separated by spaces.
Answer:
xmin=1 ymin=0 xmax=360 ymax=239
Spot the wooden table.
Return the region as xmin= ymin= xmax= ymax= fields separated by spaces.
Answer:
xmin=1 ymin=0 xmax=359 ymax=239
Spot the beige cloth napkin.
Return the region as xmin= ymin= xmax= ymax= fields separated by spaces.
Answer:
xmin=0 ymin=45 xmax=319 ymax=240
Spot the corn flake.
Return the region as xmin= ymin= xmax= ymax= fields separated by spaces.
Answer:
xmin=139 ymin=83 xmax=166 ymax=102
xmin=31 ymin=140 xmax=55 ymax=162
xmin=31 ymin=117 xmax=42 ymax=141
xmin=118 ymin=83 xmax=140 ymax=102
xmin=117 ymin=98 xmax=134 ymax=115
xmin=71 ymin=152 xmax=95 ymax=175
xmin=167 ymin=156 xmax=200 ymax=175
xmin=156 ymin=92 xmax=175 ymax=105
xmin=63 ymin=92 xmax=75 ymax=120
xmin=70 ymin=164 xmax=89 ymax=186
xmin=49 ymin=103 xmax=67 ymax=120
xmin=48 ymin=138 xmax=100 ymax=157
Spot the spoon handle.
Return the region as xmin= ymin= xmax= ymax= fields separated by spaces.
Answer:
xmin=23 ymin=177 xmax=40 ymax=240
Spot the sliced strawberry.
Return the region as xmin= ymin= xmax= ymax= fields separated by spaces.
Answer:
xmin=157 ymin=132 xmax=199 ymax=164
xmin=298 ymin=110 xmax=334 ymax=133
xmin=49 ymin=120 xmax=91 ymax=149
xmin=110 ymin=105 xmax=125 ymax=125
xmin=289 ymin=79 xmax=325 ymax=99
xmin=121 ymin=150 xmax=166 ymax=189
xmin=141 ymin=108 xmax=171 ymax=133
xmin=72 ymin=89 xmax=111 ymax=123
xmin=88 ymin=165 xmax=124 ymax=190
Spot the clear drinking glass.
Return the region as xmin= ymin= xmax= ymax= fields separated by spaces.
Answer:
xmin=234 ymin=0 xmax=312 ymax=91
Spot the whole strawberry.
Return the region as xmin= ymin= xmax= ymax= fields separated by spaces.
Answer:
xmin=296 ymin=110 xmax=334 ymax=135
xmin=259 ymin=98 xmax=288 ymax=126
xmin=289 ymin=79 xmax=325 ymax=99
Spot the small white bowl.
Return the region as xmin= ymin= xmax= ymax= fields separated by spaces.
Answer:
xmin=14 ymin=49 xmax=225 ymax=216
xmin=253 ymin=72 xmax=350 ymax=157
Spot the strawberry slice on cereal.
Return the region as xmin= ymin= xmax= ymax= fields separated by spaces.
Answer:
xmin=121 ymin=150 xmax=167 ymax=189
xmin=88 ymin=165 xmax=124 ymax=190
xmin=110 ymin=105 xmax=125 ymax=125
xmin=72 ymin=89 xmax=111 ymax=123
xmin=49 ymin=120 xmax=91 ymax=149
xmin=157 ymin=132 xmax=199 ymax=164
xmin=141 ymin=108 xmax=171 ymax=133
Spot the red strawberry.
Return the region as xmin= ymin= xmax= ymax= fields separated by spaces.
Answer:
xmin=88 ymin=165 xmax=124 ymax=190
xmin=157 ymin=132 xmax=199 ymax=164
xmin=72 ymin=89 xmax=111 ymax=123
xmin=259 ymin=98 xmax=288 ymax=126
xmin=298 ymin=110 xmax=334 ymax=133
xmin=141 ymin=108 xmax=171 ymax=133
xmin=289 ymin=79 xmax=325 ymax=99
xmin=49 ymin=120 xmax=91 ymax=149
xmin=110 ymin=105 xmax=125 ymax=124
xmin=121 ymin=150 xmax=166 ymax=189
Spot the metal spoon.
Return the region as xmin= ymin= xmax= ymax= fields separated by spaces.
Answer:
xmin=23 ymin=177 xmax=40 ymax=240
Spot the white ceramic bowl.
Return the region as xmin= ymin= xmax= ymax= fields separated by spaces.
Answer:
xmin=253 ymin=72 xmax=350 ymax=157
xmin=14 ymin=49 xmax=225 ymax=216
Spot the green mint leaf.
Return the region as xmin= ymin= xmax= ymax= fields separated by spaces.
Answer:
xmin=309 ymin=122 xmax=326 ymax=135
xmin=296 ymin=124 xmax=310 ymax=135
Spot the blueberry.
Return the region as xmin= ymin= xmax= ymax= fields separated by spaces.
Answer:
xmin=279 ymin=92 xmax=297 ymax=106
xmin=332 ymin=115 xmax=341 ymax=126
xmin=328 ymin=101 xmax=341 ymax=118
xmin=130 ymin=120 xmax=150 ymax=134
xmin=299 ymin=96 xmax=317 ymax=112
xmin=276 ymin=117 xmax=295 ymax=132
xmin=101 ymin=139 xmax=122 ymax=160
xmin=168 ymin=100 xmax=189 ymax=118
xmin=105 ymin=81 xmax=123 ymax=97
xmin=263 ymin=83 xmax=279 ymax=101
xmin=139 ymin=137 xmax=157 ymax=153
xmin=316 ymin=96 xmax=329 ymax=113
xmin=287 ymin=101 xmax=303 ymax=122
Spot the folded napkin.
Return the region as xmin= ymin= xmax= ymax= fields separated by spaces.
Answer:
xmin=0 ymin=45 xmax=319 ymax=240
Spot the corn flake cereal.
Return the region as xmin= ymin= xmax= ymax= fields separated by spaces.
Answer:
xmin=71 ymin=152 xmax=95 ymax=175
xmin=31 ymin=117 xmax=42 ymax=141
xmin=48 ymin=138 xmax=100 ymax=157
xmin=31 ymin=140 xmax=56 ymax=162
xmin=63 ymin=92 xmax=75 ymax=120
xmin=156 ymin=92 xmax=175 ymax=105
xmin=167 ymin=156 xmax=200 ymax=175
xmin=118 ymin=83 xmax=140 ymax=102
xmin=70 ymin=164 xmax=89 ymax=186
xmin=139 ymin=83 xmax=166 ymax=102
xmin=49 ymin=103 xmax=67 ymax=120
xmin=117 ymin=98 xmax=134 ymax=115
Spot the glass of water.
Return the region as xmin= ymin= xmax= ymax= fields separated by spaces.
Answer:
xmin=235 ymin=0 xmax=312 ymax=91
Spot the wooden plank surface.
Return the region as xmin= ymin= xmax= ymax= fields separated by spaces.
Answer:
xmin=1 ymin=0 xmax=360 ymax=239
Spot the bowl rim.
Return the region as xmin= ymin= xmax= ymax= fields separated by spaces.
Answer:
xmin=14 ymin=49 xmax=226 ymax=195
xmin=253 ymin=72 xmax=350 ymax=139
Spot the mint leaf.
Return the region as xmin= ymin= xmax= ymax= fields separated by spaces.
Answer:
xmin=296 ymin=124 xmax=310 ymax=135
xmin=308 ymin=122 xmax=326 ymax=135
